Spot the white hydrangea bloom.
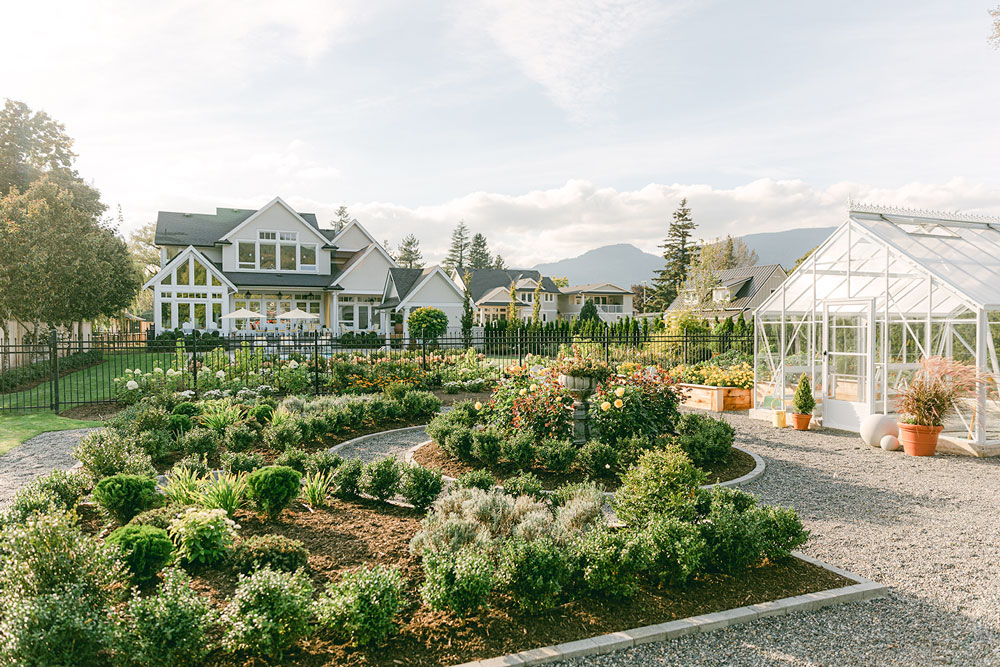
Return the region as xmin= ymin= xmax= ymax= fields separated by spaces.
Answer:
xmin=126 ymin=380 xmax=139 ymax=390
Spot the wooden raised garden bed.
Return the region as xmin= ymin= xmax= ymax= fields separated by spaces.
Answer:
xmin=680 ymin=383 xmax=752 ymax=412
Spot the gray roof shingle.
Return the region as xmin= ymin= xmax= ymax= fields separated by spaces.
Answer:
xmin=464 ymin=269 xmax=559 ymax=304
xmin=155 ymin=207 xmax=334 ymax=247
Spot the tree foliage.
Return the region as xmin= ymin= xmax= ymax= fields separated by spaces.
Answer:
xmin=333 ymin=205 xmax=351 ymax=233
xmin=530 ymin=280 xmax=542 ymax=324
xmin=468 ymin=232 xmax=493 ymax=269
xmin=408 ymin=307 xmax=449 ymax=339
xmin=684 ymin=235 xmax=758 ymax=306
xmin=0 ymin=179 xmax=140 ymax=334
xmin=578 ymin=298 xmax=600 ymax=323
xmin=443 ymin=221 xmax=471 ymax=273
xmin=492 ymin=254 xmax=507 ymax=270
xmin=991 ymin=6 xmax=1000 ymax=48
xmin=650 ymin=198 xmax=696 ymax=310
xmin=396 ymin=233 xmax=423 ymax=268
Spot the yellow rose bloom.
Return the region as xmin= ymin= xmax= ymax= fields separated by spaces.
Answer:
xmin=529 ymin=384 xmax=538 ymax=392
xmin=519 ymin=388 xmax=527 ymax=396
xmin=614 ymin=399 xmax=624 ymax=408
xmin=600 ymin=401 xmax=612 ymax=411
xmin=474 ymin=401 xmax=482 ymax=410
xmin=614 ymin=387 xmax=625 ymax=398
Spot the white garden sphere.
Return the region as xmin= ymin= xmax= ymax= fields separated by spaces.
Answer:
xmin=880 ymin=434 xmax=901 ymax=451
xmin=860 ymin=414 xmax=898 ymax=447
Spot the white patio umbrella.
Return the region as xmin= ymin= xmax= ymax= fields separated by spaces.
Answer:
xmin=220 ymin=308 xmax=262 ymax=319
xmin=277 ymin=308 xmax=319 ymax=320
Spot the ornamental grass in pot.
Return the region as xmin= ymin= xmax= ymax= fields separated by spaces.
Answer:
xmin=896 ymin=356 xmax=983 ymax=456
xmin=790 ymin=374 xmax=815 ymax=431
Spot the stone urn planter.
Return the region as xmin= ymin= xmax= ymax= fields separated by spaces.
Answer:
xmin=558 ymin=374 xmax=599 ymax=444
xmin=897 ymin=422 xmax=943 ymax=457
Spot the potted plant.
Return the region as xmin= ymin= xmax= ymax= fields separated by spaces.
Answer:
xmin=790 ymin=374 xmax=815 ymax=430
xmin=896 ymin=356 xmax=982 ymax=456
xmin=553 ymin=346 xmax=612 ymax=396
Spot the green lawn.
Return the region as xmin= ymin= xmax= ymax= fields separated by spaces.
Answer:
xmin=1 ymin=351 xmax=173 ymax=412
xmin=0 ymin=413 xmax=103 ymax=456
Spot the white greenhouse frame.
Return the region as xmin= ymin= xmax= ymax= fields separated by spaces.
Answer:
xmin=752 ymin=204 xmax=1000 ymax=457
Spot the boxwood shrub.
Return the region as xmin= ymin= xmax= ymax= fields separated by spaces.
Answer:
xmin=93 ymin=473 xmax=159 ymax=525
xmin=246 ymin=466 xmax=302 ymax=521
xmin=314 ymin=565 xmax=406 ymax=647
xmin=232 ymin=534 xmax=309 ymax=574
xmin=106 ymin=524 xmax=174 ymax=583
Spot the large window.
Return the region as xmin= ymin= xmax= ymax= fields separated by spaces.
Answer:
xmin=233 ymin=230 xmax=317 ymax=272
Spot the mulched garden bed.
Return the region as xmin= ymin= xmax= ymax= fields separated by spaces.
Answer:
xmin=90 ymin=497 xmax=849 ymax=667
xmin=430 ymin=389 xmax=491 ymax=406
xmin=412 ymin=441 xmax=758 ymax=491
xmin=60 ymin=403 xmax=122 ymax=421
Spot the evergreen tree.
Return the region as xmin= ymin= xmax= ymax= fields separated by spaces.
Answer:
xmin=396 ymin=233 xmax=423 ymax=268
xmin=443 ymin=221 xmax=471 ymax=273
xmin=579 ymin=298 xmax=600 ymax=323
xmin=507 ymin=280 xmax=520 ymax=327
xmin=492 ymin=254 xmax=507 ymax=270
xmin=333 ymin=205 xmax=351 ymax=233
xmin=531 ymin=281 xmax=542 ymax=324
xmin=468 ymin=233 xmax=492 ymax=269
xmin=650 ymin=198 xmax=696 ymax=310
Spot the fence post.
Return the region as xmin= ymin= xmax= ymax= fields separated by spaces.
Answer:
xmin=192 ymin=334 xmax=198 ymax=400
xmin=517 ymin=327 xmax=524 ymax=366
xmin=421 ymin=327 xmax=428 ymax=371
xmin=313 ymin=330 xmax=320 ymax=395
xmin=604 ymin=327 xmax=610 ymax=365
xmin=49 ymin=329 xmax=60 ymax=413
xmin=683 ymin=329 xmax=689 ymax=365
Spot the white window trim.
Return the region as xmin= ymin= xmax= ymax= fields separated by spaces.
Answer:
xmin=233 ymin=229 xmax=319 ymax=273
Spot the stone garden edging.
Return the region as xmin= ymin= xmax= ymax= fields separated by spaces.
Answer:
xmin=404 ymin=441 xmax=766 ymax=495
xmin=452 ymin=551 xmax=887 ymax=667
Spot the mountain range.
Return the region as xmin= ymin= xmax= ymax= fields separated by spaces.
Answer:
xmin=531 ymin=226 xmax=836 ymax=288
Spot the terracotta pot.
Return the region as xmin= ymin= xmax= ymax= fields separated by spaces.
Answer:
xmin=394 ymin=323 xmax=403 ymax=334
xmin=790 ymin=413 xmax=812 ymax=431
xmin=897 ymin=422 xmax=943 ymax=457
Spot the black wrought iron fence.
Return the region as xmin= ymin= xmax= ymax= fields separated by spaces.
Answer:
xmin=0 ymin=329 xmax=752 ymax=413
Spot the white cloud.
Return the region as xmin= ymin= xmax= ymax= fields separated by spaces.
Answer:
xmin=287 ymin=178 xmax=1000 ymax=267
xmin=460 ymin=0 xmax=675 ymax=121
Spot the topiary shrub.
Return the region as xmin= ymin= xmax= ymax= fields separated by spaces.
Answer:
xmin=537 ymin=438 xmax=577 ymax=473
xmin=500 ymin=431 xmax=536 ymax=469
xmin=407 ymin=307 xmax=448 ymax=340
xmin=501 ymin=471 xmax=543 ymax=498
xmin=333 ymin=458 xmax=363 ymax=498
xmin=73 ymin=430 xmax=155 ymax=483
xmin=419 ymin=547 xmax=494 ymax=617
xmin=107 ymin=524 xmax=174 ymax=583
xmin=224 ymin=423 xmax=258 ymax=452
xmin=168 ymin=508 xmax=238 ymax=568
xmin=93 ymin=473 xmax=159 ymax=525
xmin=314 ymin=565 xmax=406 ymax=647
xmin=471 ymin=428 xmax=502 ymax=466
xmin=179 ymin=427 xmax=219 ymax=458
xmin=222 ymin=450 xmax=265 ymax=474
xmin=305 ymin=450 xmax=342 ymax=476
xmin=246 ymin=466 xmax=302 ymax=521
xmin=576 ymin=439 xmax=618 ymax=478
xmin=248 ymin=402 xmax=275 ymax=425
xmin=672 ymin=413 xmax=734 ymax=467
xmin=117 ymin=567 xmax=214 ymax=667
xmin=570 ymin=526 xmax=651 ymax=599
xmin=360 ymin=457 xmax=402 ymax=501
xmin=274 ymin=447 xmax=309 ymax=474
xmin=400 ymin=465 xmax=443 ymax=510
xmin=792 ymin=373 xmax=816 ymax=415
xmin=456 ymin=469 xmax=495 ymax=491
xmin=232 ymin=534 xmax=309 ymax=574
xmin=613 ymin=446 xmax=707 ymax=526
xmin=221 ymin=567 xmax=313 ymax=659
xmin=636 ymin=514 xmax=707 ymax=587
xmin=498 ymin=537 xmax=570 ymax=612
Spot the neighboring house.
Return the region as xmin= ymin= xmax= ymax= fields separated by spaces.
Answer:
xmin=145 ymin=197 xmax=399 ymax=334
xmin=667 ymin=264 xmax=787 ymax=320
xmin=377 ymin=266 xmax=469 ymax=336
xmin=558 ymin=283 xmax=634 ymax=323
xmin=457 ymin=269 xmax=561 ymax=324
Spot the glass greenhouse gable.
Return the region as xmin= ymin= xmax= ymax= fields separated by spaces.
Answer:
xmin=753 ymin=204 xmax=1000 ymax=456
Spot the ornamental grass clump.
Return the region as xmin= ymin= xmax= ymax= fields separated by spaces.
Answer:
xmin=897 ymin=356 xmax=984 ymax=426
xmin=198 ymin=472 xmax=248 ymax=518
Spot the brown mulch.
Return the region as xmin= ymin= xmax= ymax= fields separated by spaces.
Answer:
xmin=430 ymin=389 xmax=491 ymax=406
xmin=59 ymin=403 xmax=122 ymax=420
xmin=413 ymin=442 xmax=757 ymax=491
xmin=179 ymin=497 xmax=850 ymax=666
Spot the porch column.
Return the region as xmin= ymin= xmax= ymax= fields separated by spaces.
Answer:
xmin=332 ymin=293 xmax=339 ymax=334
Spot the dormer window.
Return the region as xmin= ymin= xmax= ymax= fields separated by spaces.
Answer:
xmin=682 ymin=289 xmax=698 ymax=305
xmin=712 ymin=287 xmax=731 ymax=302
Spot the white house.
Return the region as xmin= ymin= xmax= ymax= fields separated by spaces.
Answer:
xmin=456 ymin=269 xmax=561 ymax=324
xmin=145 ymin=197 xmax=400 ymax=334
xmin=377 ymin=266 xmax=469 ymax=336
xmin=558 ymin=283 xmax=634 ymax=323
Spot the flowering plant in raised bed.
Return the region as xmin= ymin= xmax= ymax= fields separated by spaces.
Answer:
xmin=668 ymin=361 xmax=754 ymax=389
xmin=589 ymin=366 xmax=682 ymax=443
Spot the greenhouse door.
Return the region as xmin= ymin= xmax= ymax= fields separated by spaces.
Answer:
xmin=822 ymin=301 xmax=874 ymax=431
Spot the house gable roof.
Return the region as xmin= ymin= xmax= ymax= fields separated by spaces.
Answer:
xmin=155 ymin=201 xmax=331 ymax=247
xmin=328 ymin=219 xmax=376 ymax=251
xmin=143 ymin=246 xmax=237 ymax=292
xmin=561 ymin=282 xmax=631 ymax=295
xmin=465 ymin=269 xmax=560 ymax=304
xmin=330 ymin=241 xmax=398 ymax=289
xmin=397 ymin=266 xmax=466 ymax=309
xmin=668 ymin=264 xmax=785 ymax=312
xmin=219 ymin=196 xmax=330 ymax=245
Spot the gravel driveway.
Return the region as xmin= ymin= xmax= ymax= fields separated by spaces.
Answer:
xmin=560 ymin=413 xmax=1000 ymax=666
xmin=0 ymin=428 xmax=100 ymax=504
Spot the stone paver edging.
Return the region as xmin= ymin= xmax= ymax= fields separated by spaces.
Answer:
xmin=404 ymin=441 xmax=766 ymax=493
xmin=453 ymin=551 xmax=886 ymax=667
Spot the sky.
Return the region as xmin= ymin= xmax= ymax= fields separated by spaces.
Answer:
xmin=3 ymin=0 xmax=1000 ymax=266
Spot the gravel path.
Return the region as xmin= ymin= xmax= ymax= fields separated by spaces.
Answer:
xmin=332 ymin=426 xmax=429 ymax=463
xmin=560 ymin=413 xmax=1000 ymax=666
xmin=0 ymin=428 xmax=100 ymax=504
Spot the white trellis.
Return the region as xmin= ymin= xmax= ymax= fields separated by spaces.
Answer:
xmin=753 ymin=204 xmax=1000 ymax=456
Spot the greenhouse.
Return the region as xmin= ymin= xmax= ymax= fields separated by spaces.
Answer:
xmin=753 ymin=204 xmax=1000 ymax=456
